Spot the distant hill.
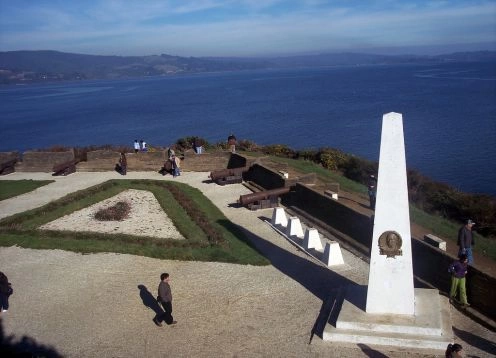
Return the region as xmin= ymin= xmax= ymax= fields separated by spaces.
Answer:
xmin=0 ymin=50 xmax=494 ymax=84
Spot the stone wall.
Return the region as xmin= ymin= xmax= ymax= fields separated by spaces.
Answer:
xmin=16 ymin=150 xmax=75 ymax=172
xmin=180 ymin=150 xmax=231 ymax=172
xmin=77 ymin=150 xmax=121 ymax=172
xmin=0 ymin=152 xmax=19 ymax=163
xmin=286 ymin=183 xmax=373 ymax=248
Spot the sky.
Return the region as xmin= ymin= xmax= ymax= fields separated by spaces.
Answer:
xmin=0 ymin=0 xmax=495 ymax=57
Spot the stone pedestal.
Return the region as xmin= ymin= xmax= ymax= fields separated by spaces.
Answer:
xmin=322 ymin=241 xmax=344 ymax=266
xmin=286 ymin=216 xmax=304 ymax=238
xmin=271 ymin=207 xmax=288 ymax=227
xmin=323 ymin=286 xmax=452 ymax=349
xmin=303 ymin=228 xmax=323 ymax=250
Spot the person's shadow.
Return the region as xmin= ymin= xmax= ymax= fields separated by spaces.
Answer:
xmin=138 ymin=284 xmax=164 ymax=321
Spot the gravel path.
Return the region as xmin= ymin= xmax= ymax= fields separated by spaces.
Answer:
xmin=0 ymin=172 xmax=494 ymax=357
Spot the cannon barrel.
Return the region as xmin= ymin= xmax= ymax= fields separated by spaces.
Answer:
xmin=209 ymin=166 xmax=249 ymax=181
xmin=238 ymin=187 xmax=290 ymax=206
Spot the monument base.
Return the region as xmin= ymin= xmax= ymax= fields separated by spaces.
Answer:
xmin=323 ymin=286 xmax=452 ymax=350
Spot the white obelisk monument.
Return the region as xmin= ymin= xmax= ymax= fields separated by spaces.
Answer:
xmin=366 ymin=112 xmax=415 ymax=315
xmin=324 ymin=112 xmax=452 ymax=349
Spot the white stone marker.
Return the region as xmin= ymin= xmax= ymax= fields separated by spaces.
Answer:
xmin=286 ymin=216 xmax=304 ymax=238
xmin=271 ymin=207 xmax=288 ymax=227
xmin=303 ymin=228 xmax=323 ymax=251
xmin=366 ymin=112 xmax=415 ymax=315
xmin=323 ymin=241 xmax=344 ymax=266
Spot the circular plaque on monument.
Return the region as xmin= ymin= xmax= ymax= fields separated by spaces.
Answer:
xmin=378 ymin=230 xmax=403 ymax=258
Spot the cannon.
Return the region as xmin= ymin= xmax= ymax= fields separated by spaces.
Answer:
xmin=209 ymin=166 xmax=249 ymax=185
xmin=0 ymin=158 xmax=17 ymax=175
xmin=238 ymin=186 xmax=291 ymax=210
xmin=52 ymin=159 xmax=78 ymax=176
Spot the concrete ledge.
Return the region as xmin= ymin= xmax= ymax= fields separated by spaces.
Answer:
xmin=424 ymin=234 xmax=446 ymax=251
xmin=324 ymin=190 xmax=338 ymax=200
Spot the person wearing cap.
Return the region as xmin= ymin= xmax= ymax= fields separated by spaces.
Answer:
xmin=367 ymin=174 xmax=377 ymax=210
xmin=457 ymin=219 xmax=475 ymax=264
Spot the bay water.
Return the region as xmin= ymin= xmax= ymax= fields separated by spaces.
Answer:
xmin=0 ymin=62 xmax=495 ymax=195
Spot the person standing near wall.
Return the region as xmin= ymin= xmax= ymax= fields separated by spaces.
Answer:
xmin=449 ymin=254 xmax=470 ymax=307
xmin=154 ymin=273 xmax=177 ymax=327
xmin=119 ymin=152 xmax=127 ymax=175
xmin=458 ymin=219 xmax=475 ymax=264
xmin=227 ymin=133 xmax=237 ymax=153
xmin=134 ymin=140 xmax=140 ymax=153
xmin=367 ymin=174 xmax=377 ymax=210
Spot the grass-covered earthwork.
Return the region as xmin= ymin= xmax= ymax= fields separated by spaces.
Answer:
xmin=0 ymin=180 xmax=269 ymax=265
xmin=0 ymin=180 xmax=55 ymax=201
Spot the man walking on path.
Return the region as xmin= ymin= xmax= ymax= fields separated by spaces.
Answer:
xmin=449 ymin=254 xmax=470 ymax=307
xmin=458 ymin=219 xmax=475 ymax=264
xmin=154 ymin=273 xmax=176 ymax=327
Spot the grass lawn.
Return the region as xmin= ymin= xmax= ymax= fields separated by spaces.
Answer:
xmin=0 ymin=180 xmax=269 ymax=265
xmin=0 ymin=180 xmax=54 ymax=201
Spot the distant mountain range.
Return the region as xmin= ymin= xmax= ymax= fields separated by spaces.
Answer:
xmin=0 ymin=50 xmax=495 ymax=84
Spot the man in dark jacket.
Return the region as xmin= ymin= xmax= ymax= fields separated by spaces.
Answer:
xmin=153 ymin=273 xmax=177 ymax=326
xmin=458 ymin=219 xmax=475 ymax=264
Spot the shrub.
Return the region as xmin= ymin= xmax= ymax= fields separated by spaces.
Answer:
xmin=94 ymin=201 xmax=131 ymax=221
xmin=316 ymin=148 xmax=348 ymax=171
xmin=262 ymin=144 xmax=295 ymax=157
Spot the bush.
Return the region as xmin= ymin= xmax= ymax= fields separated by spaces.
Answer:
xmin=262 ymin=144 xmax=296 ymax=157
xmin=316 ymin=148 xmax=348 ymax=171
xmin=94 ymin=201 xmax=131 ymax=221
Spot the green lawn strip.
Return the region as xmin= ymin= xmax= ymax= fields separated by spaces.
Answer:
xmin=267 ymin=156 xmax=367 ymax=194
xmin=0 ymin=180 xmax=55 ymax=201
xmin=0 ymin=180 xmax=269 ymax=265
xmin=161 ymin=181 xmax=269 ymax=265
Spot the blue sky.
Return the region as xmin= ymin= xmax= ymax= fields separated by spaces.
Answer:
xmin=0 ymin=0 xmax=495 ymax=57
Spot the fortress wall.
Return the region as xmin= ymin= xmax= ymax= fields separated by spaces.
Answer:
xmin=288 ymin=183 xmax=372 ymax=248
xmin=227 ymin=153 xmax=258 ymax=169
xmin=245 ymin=163 xmax=289 ymax=189
xmin=180 ymin=151 xmax=231 ymax=172
xmin=16 ymin=150 xmax=75 ymax=172
xmin=77 ymin=150 xmax=121 ymax=172
xmin=0 ymin=152 xmax=19 ymax=163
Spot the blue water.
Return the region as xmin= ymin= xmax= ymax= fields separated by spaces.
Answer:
xmin=0 ymin=62 xmax=495 ymax=195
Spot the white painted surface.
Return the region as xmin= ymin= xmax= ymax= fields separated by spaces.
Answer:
xmin=271 ymin=207 xmax=288 ymax=227
xmin=366 ymin=112 xmax=415 ymax=315
xmin=303 ymin=228 xmax=323 ymax=251
xmin=286 ymin=216 xmax=304 ymax=238
xmin=323 ymin=241 xmax=345 ymax=266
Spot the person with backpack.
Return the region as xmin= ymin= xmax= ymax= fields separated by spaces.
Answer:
xmin=449 ymin=254 xmax=470 ymax=307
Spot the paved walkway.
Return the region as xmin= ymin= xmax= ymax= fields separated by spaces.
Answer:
xmin=0 ymin=172 xmax=495 ymax=357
